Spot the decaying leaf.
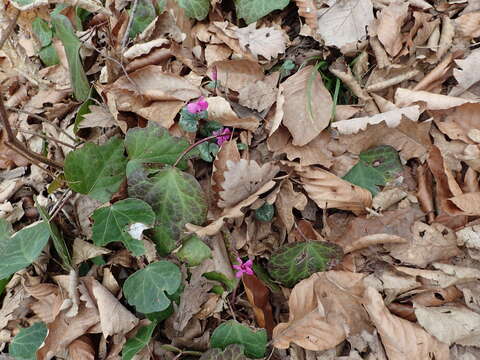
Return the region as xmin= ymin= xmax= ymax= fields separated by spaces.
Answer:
xmin=236 ymin=24 xmax=287 ymax=60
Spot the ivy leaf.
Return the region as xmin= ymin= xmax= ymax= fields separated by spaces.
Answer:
xmin=128 ymin=167 xmax=207 ymax=255
xmin=92 ymin=198 xmax=155 ymax=256
xmin=0 ymin=221 xmax=50 ymax=279
xmin=64 ymin=137 xmax=127 ymax=202
xmin=200 ymin=344 xmax=251 ymax=360
xmin=210 ymin=320 xmax=267 ymax=359
xmin=234 ymin=0 xmax=290 ymax=24
xmin=343 ymin=145 xmax=403 ymax=196
xmin=37 ymin=202 xmax=72 ymax=269
xmin=176 ymin=0 xmax=210 ymax=20
xmin=122 ymin=320 xmax=157 ymax=360
xmin=10 ymin=322 xmax=48 ymax=360
xmin=74 ymin=90 xmax=94 ymax=133
xmin=177 ymin=235 xmax=212 ymax=266
xmin=267 ymin=241 xmax=343 ymax=288
xmin=129 ymin=0 xmax=157 ymax=39
xmin=51 ymin=13 xmax=90 ymax=101
xmin=198 ymin=142 xmax=219 ymax=162
xmin=38 ymin=44 xmax=60 ymax=66
xmin=125 ymin=122 xmax=190 ymax=172
xmin=32 ymin=18 xmax=52 ymax=47
xmin=254 ymin=203 xmax=275 ymax=222
xmin=123 ymin=261 xmax=182 ymax=313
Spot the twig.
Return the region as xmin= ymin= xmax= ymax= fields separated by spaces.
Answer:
xmin=13 ymin=128 xmax=76 ymax=149
xmin=1 ymin=96 xmax=64 ymax=169
xmin=121 ymin=0 xmax=138 ymax=49
xmin=49 ymin=189 xmax=73 ymax=219
xmin=0 ymin=8 xmax=19 ymax=49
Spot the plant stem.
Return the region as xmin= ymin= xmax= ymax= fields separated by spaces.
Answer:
xmin=0 ymin=9 xmax=19 ymax=49
xmin=173 ymin=133 xmax=229 ymax=168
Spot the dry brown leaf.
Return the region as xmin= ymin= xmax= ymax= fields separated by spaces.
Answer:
xmin=344 ymin=234 xmax=407 ymax=254
xmin=123 ymin=38 xmax=169 ymax=60
xmin=456 ymin=11 xmax=480 ymax=38
xmin=414 ymin=304 xmax=480 ymax=346
xmin=238 ymin=72 xmax=278 ymax=112
xmin=208 ymin=21 xmax=257 ymax=61
xmin=72 ymin=238 xmax=111 ymax=265
xmin=337 ymin=118 xmax=432 ymax=161
xmin=77 ymin=105 xmax=115 ymax=129
xmin=206 ymin=96 xmax=260 ymax=131
xmin=363 ymin=287 xmax=450 ymax=360
xmin=294 ymin=0 xmax=317 ymax=30
xmin=316 ymin=0 xmax=374 ymax=48
xmin=68 ymin=335 xmax=95 ymax=360
xmin=281 ymin=65 xmax=333 ymax=146
xmin=82 ymin=277 xmax=138 ymax=337
xmin=242 ymin=274 xmax=275 ymax=336
xmin=235 ymin=24 xmax=287 ymax=60
xmin=208 ymin=59 xmax=264 ymax=92
xmin=331 ymin=106 xmax=421 ymax=135
xmin=431 ymin=103 xmax=480 ymax=144
xmin=273 ymin=271 xmax=370 ymax=351
xmin=396 ymin=263 xmax=480 ymax=288
xmin=212 ymin=140 xmax=241 ymax=202
xmin=386 ymin=222 xmax=461 ymax=267
xmin=24 ymin=281 xmax=64 ymax=324
xmin=110 ymin=65 xmax=201 ymax=101
xmin=219 ymin=159 xmax=279 ymax=208
xmin=446 ymin=192 xmax=480 ymax=216
xmin=275 ymin=179 xmax=307 ymax=232
xmin=295 ymin=165 xmax=372 ymax=214
xmin=376 ymin=0 xmax=409 ymax=56
xmin=267 ymin=126 xmax=333 ymax=167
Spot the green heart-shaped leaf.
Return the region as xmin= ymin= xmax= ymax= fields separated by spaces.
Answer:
xmin=267 ymin=241 xmax=343 ymax=288
xmin=125 ymin=122 xmax=191 ymax=172
xmin=210 ymin=320 xmax=267 ymax=359
xmin=128 ymin=166 xmax=207 ymax=254
xmin=234 ymin=0 xmax=290 ymax=24
xmin=129 ymin=0 xmax=157 ymax=39
xmin=177 ymin=235 xmax=212 ymax=266
xmin=92 ymin=198 xmax=156 ymax=256
xmin=176 ymin=0 xmax=210 ymax=20
xmin=64 ymin=137 xmax=127 ymax=202
xmin=123 ymin=261 xmax=182 ymax=313
xmin=0 ymin=221 xmax=50 ymax=279
xmin=10 ymin=322 xmax=48 ymax=360
xmin=343 ymin=145 xmax=403 ymax=196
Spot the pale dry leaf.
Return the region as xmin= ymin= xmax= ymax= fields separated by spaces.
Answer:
xmin=295 ymin=165 xmax=372 ymax=213
xmin=437 ymin=15 xmax=455 ymax=59
xmin=111 ymin=65 xmax=201 ymax=101
xmin=456 ymin=11 xmax=480 ymax=38
xmin=446 ymin=192 xmax=480 ymax=216
xmin=386 ymin=222 xmax=462 ymax=267
xmin=267 ymin=126 xmax=333 ymax=168
xmin=219 ymin=159 xmax=279 ymax=208
xmin=363 ymin=287 xmax=450 ymax=360
xmin=316 ymin=0 xmax=374 ymax=48
xmin=431 ymin=103 xmax=480 ymax=144
xmin=208 ymin=21 xmax=257 ymax=61
xmin=275 ymin=179 xmax=307 ymax=232
xmin=68 ymin=335 xmax=95 ymax=360
xmin=450 ymin=49 xmax=480 ymax=96
xmin=294 ymin=0 xmax=317 ymax=30
xmin=376 ymin=0 xmax=409 ymax=56
xmin=82 ymin=277 xmax=138 ymax=337
xmin=268 ymin=85 xmax=285 ymax=136
xmin=414 ymin=304 xmax=480 ymax=346
xmin=344 ymin=234 xmax=408 ymax=254
xmin=238 ymin=72 xmax=279 ymax=112
xmin=123 ymin=38 xmax=169 ymax=60
xmin=457 ymin=224 xmax=480 ymax=249
xmin=331 ymin=106 xmax=420 ymax=135
xmin=395 ymin=88 xmax=478 ymax=110
xmin=77 ymin=105 xmax=115 ymax=129
xmin=24 ymin=281 xmax=64 ymax=323
xmin=282 ymin=65 xmax=333 ymax=146
xmin=396 ymin=263 xmax=480 ymax=288
xmin=206 ymin=96 xmax=260 ymax=131
xmin=273 ymin=271 xmax=370 ymax=351
xmin=236 ymin=23 xmax=287 ymax=60
xmin=208 ymin=59 xmax=264 ymax=92
xmin=204 ymin=44 xmax=232 ymax=67
xmin=72 ymin=238 xmax=111 ymax=266
xmin=212 ymin=140 xmax=241 ymax=202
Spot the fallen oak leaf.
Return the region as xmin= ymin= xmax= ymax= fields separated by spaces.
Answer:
xmin=235 ymin=23 xmax=287 ymax=60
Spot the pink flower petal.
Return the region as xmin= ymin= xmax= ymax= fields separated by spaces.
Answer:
xmin=235 ymin=271 xmax=244 ymax=278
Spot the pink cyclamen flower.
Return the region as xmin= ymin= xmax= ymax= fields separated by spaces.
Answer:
xmin=212 ymin=128 xmax=231 ymax=146
xmin=187 ymin=96 xmax=209 ymax=114
xmin=233 ymin=257 xmax=254 ymax=278
xmin=211 ymin=66 xmax=218 ymax=81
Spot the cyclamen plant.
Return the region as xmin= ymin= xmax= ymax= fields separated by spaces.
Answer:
xmin=179 ymin=96 xmax=209 ymax=132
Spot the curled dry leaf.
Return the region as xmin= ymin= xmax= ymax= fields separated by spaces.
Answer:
xmin=294 ymin=0 xmax=317 ymax=30
xmin=395 ymin=88 xmax=478 ymax=110
xmin=235 ymin=23 xmax=287 ymax=60
xmin=446 ymin=192 xmax=480 ymax=216
xmin=431 ymin=103 xmax=480 ymax=144
xmin=219 ymin=159 xmax=279 ymax=208
xmin=295 ymin=165 xmax=372 ymax=214
xmin=242 ymin=274 xmax=275 ymax=336
xmin=331 ymin=106 xmax=421 ymax=135
xmin=281 ymin=65 xmax=333 ymax=146
xmin=72 ymin=238 xmax=111 ymax=265
xmin=123 ymin=38 xmax=170 ymax=60
xmin=68 ymin=335 xmax=95 ymax=360
xmin=449 ymin=49 xmax=480 ymax=97
xmin=206 ymin=97 xmax=260 ymax=131
xmin=238 ymin=72 xmax=279 ymax=112
xmin=212 ymin=140 xmax=241 ymax=203
xmin=208 ymin=59 xmax=264 ymax=92
xmin=275 ymin=179 xmax=307 ymax=232
xmin=363 ymin=287 xmax=450 ymax=360
xmin=456 ymin=11 xmax=480 ymax=38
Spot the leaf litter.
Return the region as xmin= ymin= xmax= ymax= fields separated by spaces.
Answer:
xmin=3 ymin=0 xmax=480 ymax=359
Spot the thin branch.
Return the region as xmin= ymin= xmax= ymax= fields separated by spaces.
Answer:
xmin=0 ymin=8 xmax=19 ymax=49
xmin=121 ymin=0 xmax=138 ymax=49
xmin=13 ymin=127 xmax=76 ymax=149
